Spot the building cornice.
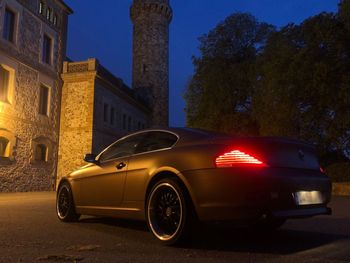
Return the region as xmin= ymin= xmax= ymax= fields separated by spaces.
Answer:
xmin=56 ymin=0 xmax=73 ymax=14
xmin=61 ymin=59 xmax=151 ymax=114
xmin=130 ymin=2 xmax=173 ymax=23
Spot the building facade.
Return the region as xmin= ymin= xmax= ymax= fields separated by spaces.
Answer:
xmin=0 ymin=0 xmax=72 ymax=192
xmin=0 ymin=0 xmax=171 ymax=192
xmin=131 ymin=0 xmax=172 ymax=127
xmin=57 ymin=59 xmax=150 ymax=181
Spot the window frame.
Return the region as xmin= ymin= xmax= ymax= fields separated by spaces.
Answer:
xmin=103 ymin=103 xmax=109 ymax=123
xmin=34 ymin=143 xmax=48 ymax=162
xmin=2 ymin=7 xmax=16 ymax=43
xmin=0 ymin=129 xmax=16 ymax=161
xmin=46 ymin=7 xmax=51 ymax=20
xmin=42 ymin=34 xmax=53 ymax=65
xmin=0 ymin=65 xmax=10 ymax=103
xmin=134 ymin=131 xmax=179 ymax=156
xmin=110 ymin=107 xmax=115 ymax=125
xmin=38 ymin=84 xmax=50 ymax=116
xmin=53 ymin=14 xmax=58 ymax=26
xmin=0 ymin=136 xmax=10 ymax=158
xmin=31 ymin=137 xmax=52 ymax=164
xmin=39 ymin=1 xmax=45 ymax=15
xmin=128 ymin=116 xmax=132 ymax=131
xmin=97 ymin=133 xmax=146 ymax=163
xmin=123 ymin=114 xmax=127 ymax=130
xmin=0 ymin=63 xmax=15 ymax=105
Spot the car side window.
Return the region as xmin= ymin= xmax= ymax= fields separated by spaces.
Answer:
xmin=99 ymin=134 xmax=143 ymax=162
xmin=136 ymin=131 xmax=178 ymax=154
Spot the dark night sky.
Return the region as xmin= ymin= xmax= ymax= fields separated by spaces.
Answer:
xmin=64 ymin=0 xmax=340 ymax=127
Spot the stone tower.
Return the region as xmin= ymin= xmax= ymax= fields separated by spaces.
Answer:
xmin=130 ymin=0 xmax=172 ymax=127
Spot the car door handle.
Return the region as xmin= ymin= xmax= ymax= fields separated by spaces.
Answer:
xmin=116 ymin=162 xmax=126 ymax=170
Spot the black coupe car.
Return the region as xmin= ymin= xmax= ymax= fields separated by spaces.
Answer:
xmin=56 ymin=128 xmax=332 ymax=245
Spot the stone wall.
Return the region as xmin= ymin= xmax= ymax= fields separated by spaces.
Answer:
xmin=131 ymin=0 xmax=172 ymax=127
xmin=0 ymin=56 xmax=59 ymax=192
xmin=93 ymin=78 xmax=149 ymax=153
xmin=57 ymin=59 xmax=150 ymax=181
xmin=0 ymin=0 xmax=71 ymax=192
xmin=57 ymin=70 xmax=95 ymax=180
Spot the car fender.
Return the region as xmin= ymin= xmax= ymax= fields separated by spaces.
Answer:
xmin=147 ymin=166 xmax=199 ymax=215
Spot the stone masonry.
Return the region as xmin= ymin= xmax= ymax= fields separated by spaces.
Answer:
xmin=131 ymin=0 xmax=172 ymax=127
xmin=57 ymin=59 xmax=150 ymax=181
xmin=0 ymin=0 xmax=72 ymax=192
xmin=1 ymin=0 xmax=171 ymax=192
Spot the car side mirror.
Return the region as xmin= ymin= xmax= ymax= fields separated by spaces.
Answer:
xmin=84 ymin=153 xmax=98 ymax=164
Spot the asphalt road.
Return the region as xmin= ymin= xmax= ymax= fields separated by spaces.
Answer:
xmin=0 ymin=192 xmax=349 ymax=263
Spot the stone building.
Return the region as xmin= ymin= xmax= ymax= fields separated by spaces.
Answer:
xmin=57 ymin=58 xmax=150 ymax=179
xmin=131 ymin=0 xmax=172 ymax=127
xmin=57 ymin=0 xmax=172 ymax=180
xmin=0 ymin=0 xmax=72 ymax=192
xmin=0 ymin=0 xmax=172 ymax=191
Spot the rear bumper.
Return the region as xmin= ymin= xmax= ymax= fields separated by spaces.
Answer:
xmin=182 ymin=167 xmax=332 ymax=222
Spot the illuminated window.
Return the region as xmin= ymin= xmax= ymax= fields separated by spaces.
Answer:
xmin=3 ymin=8 xmax=16 ymax=43
xmin=53 ymin=14 xmax=57 ymax=26
xmin=103 ymin=103 xmax=109 ymax=122
xmin=42 ymin=34 xmax=52 ymax=65
xmin=39 ymin=85 xmax=49 ymax=116
xmin=0 ymin=65 xmax=10 ymax=102
xmin=39 ymin=1 xmax=44 ymax=14
xmin=35 ymin=144 xmax=47 ymax=162
xmin=0 ymin=137 xmax=10 ymax=157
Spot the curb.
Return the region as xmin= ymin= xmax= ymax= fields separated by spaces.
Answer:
xmin=332 ymin=182 xmax=350 ymax=196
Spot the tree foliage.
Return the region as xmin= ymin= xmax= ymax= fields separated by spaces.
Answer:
xmin=256 ymin=12 xmax=350 ymax=159
xmin=184 ymin=6 xmax=350 ymax=164
xmin=184 ymin=13 xmax=274 ymax=135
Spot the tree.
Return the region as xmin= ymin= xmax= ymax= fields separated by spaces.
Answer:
xmin=184 ymin=13 xmax=274 ymax=135
xmin=256 ymin=12 xmax=350 ymax=161
xmin=185 ymin=9 xmax=350 ymax=166
xmin=339 ymin=0 xmax=350 ymax=30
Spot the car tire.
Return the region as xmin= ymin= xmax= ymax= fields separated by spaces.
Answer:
xmin=146 ymin=178 xmax=194 ymax=245
xmin=56 ymin=182 xmax=80 ymax=222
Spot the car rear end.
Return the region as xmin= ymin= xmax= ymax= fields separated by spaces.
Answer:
xmin=178 ymin=136 xmax=332 ymax=222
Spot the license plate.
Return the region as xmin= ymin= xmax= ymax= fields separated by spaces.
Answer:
xmin=294 ymin=191 xmax=324 ymax=205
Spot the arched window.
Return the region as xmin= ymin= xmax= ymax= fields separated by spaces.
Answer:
xmin=35 ymin=144 xmax=48 ymax=162
xmin=0 ymin=137 xmax=10 ymax=157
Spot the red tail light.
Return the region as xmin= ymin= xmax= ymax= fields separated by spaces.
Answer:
xmin=215 ymin=150 xmax=266 ymax=168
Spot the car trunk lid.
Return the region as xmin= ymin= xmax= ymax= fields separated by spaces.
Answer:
xmin=213 ymin=137 xmax=320 ymax=170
